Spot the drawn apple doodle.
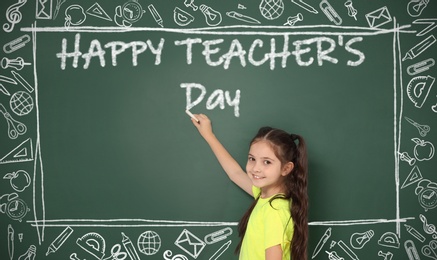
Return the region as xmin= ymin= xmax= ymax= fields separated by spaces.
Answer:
xmin=3 ymin=170 xmax=31 ymax=192
xmin=411 ymin=138 xmax=435 ymax=161
xmin=64 ymin=5 xmax=87 ymax=28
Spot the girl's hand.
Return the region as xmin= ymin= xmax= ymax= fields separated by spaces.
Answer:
xmin=191 ymin=114 xmax=214 ymax=140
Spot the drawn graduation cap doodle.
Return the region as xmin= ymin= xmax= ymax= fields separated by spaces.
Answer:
xmin=77 ymin=232 xmax=106 ymax=259
xmin=407 ymin=75 xmax=435 ymax=108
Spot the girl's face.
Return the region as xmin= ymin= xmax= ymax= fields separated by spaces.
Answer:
xmin=246 ymin=140 xmax=291 ymax=198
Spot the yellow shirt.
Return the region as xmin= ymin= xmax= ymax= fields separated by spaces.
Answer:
xmin=239 ymin=186 xmax=293 ymax=260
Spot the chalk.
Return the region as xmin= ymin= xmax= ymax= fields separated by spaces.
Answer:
xmin=185 ymin=110 xmax=199 ymax=123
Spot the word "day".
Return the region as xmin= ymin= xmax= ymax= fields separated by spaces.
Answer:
xmin=181 ymin=83 xmax=241 ymax=117
xmin=175 ymin=35 xmax=365 ymax=69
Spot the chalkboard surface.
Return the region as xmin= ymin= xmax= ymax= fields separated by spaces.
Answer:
xmin=1 ymin=0 xmax=436 ymax=259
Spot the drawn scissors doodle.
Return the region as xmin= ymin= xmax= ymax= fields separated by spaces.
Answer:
xmin=422 ymin=240 xmax=437 ymax=260
xmin=104 ymin=244 xmax=127 ymax=260
xmin=405 ymin=117 xmax=430 ymax=137
xmin=0 ymin=103 xmax=27 ymax=139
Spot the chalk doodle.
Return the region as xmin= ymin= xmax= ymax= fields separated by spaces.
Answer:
xmin=0 ymin=1 xmax=436 ymax=260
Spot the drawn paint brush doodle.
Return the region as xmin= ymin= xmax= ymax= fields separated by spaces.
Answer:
xmin=0 ymin=103 xmax=26 ymax=139
xmin=3 ymin=35 xmax=31 ymax=54
xmin=0 ymin=84 xmax=11 ymax=96
xmin=284 ymin=13 xmax=303 ymax=26
xmin=405 ymin=117 xmax=430 ymax=137
xmin=291 ymin=0 xmax=318 ymax=14
xmin=1 ymin=57 xmax=31 ymax=71
xmin=3 ymin=0 xmax=27 ymax=33
xmin=422 ymin=240 xmax=437 ymax=260
xmin=53 ymin=0 xmax=66 ymax=19
xmin=11 ymin=71 xmax=34 ymax=93
xmin=320 ymin=0 xmax=342 ymax=25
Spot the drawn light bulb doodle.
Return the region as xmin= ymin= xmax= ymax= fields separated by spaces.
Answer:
xmin=407 ymin=0 xmax=429 ymax=17
xmin=18 ymin=245 xmax=36 ymax=260
xmin=199 ymin=5 xmax=222 ymax=26
xmin=3 ymin=0 xmax=27 ymax=33
xmin=350 ymin=230 xmax=374 ymax=249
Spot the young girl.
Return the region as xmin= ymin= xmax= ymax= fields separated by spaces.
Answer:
xmin=190 ymin=114 xmax=308 ymax=260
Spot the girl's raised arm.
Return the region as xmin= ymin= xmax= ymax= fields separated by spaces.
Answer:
xmin=191 ymin=114 xmax=253 ymax=196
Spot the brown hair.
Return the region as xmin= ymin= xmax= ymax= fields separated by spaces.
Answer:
xmin=236 ymin=127 xmax=309 ymax=260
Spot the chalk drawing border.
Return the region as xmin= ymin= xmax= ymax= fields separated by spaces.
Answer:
xmin=21 ymin=20 xmax=414 ymax=244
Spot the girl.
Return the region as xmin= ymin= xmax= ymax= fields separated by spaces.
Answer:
xmin=190 ymin=114 xmax=308 ymax=260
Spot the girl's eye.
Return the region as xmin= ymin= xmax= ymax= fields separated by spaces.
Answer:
xmin=263 ymin=160 xmax=271 ymax=165
xmin=248 ymin=156 xmax=255 ymax=161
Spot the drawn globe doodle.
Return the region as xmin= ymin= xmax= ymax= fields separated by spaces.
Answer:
xmin=259 ymin=0 xmax=284 ymax=20
xmin=137 ymin=230 xmax=161 ymax=255
xmin=10 ymin=91 xmax=34 ymax=116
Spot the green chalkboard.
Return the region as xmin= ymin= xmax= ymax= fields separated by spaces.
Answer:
xmin=1 ymin=0 xmax=436 ymax=259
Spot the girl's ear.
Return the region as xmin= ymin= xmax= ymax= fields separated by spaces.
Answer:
xmin=282 ymin=162 xmax=294 ymax=176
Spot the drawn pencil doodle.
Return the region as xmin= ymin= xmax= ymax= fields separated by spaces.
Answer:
xmin=209 ymin=241 xmax=231 ymax=260
xmin=137 ymin=231 xmax=161 ymax=255
xmin=8 ymin=224 xmax=14 ymax=260
xmin=86 ymin=3 xmax=112 ymax=22
xmin=148 ymin=4 xmax=163 ymax=27
xmin=407 ymin=0 xmax=429 ymax=18
xmin=290 ymin=0 xmax=318 ymax=14
xmin=35 ymin=0 xmax=52 ymax=19
xmin=226 ymin=11 xmax=261 ymax=25
xmin=11 ymin=71 xmax=34 ymax=93
xmin=173 ymin=7 xmax=195 ymax=27
xmin=3 ymin=170 xmax=31 ymax=192
xmin=1 ymin=57 xmax=31 ymax=71
xmin=350 ymin=230 xmax=374 ymax=249
xmin=404 ymin=224 xmax=426 ymax=242
xmin=0 ymin=103 xmax=27 ymax=139
xmin=64 ymin=5 xmax=87 ymax=28
xmin=3 ymin=0 xmax=27 ymax=33
xmin=403 ymin=35 xmax=436 ymax=61
xmin=46 ymin=226 xmax=74 ymax=256
xmin=121 ymin=232 xmax=140 ymax=260
xmin=3 ymin=35 xmax=31 ymax=54
xmin=200 ymin=5 xmax=222 ymax=26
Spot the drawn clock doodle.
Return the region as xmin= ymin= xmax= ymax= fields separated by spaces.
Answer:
xmin=0 ymin=1 xmax=436 ymax=260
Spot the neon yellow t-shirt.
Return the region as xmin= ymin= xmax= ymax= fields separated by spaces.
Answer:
xmin=239 ymin=186 xmax=294 ymax=260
